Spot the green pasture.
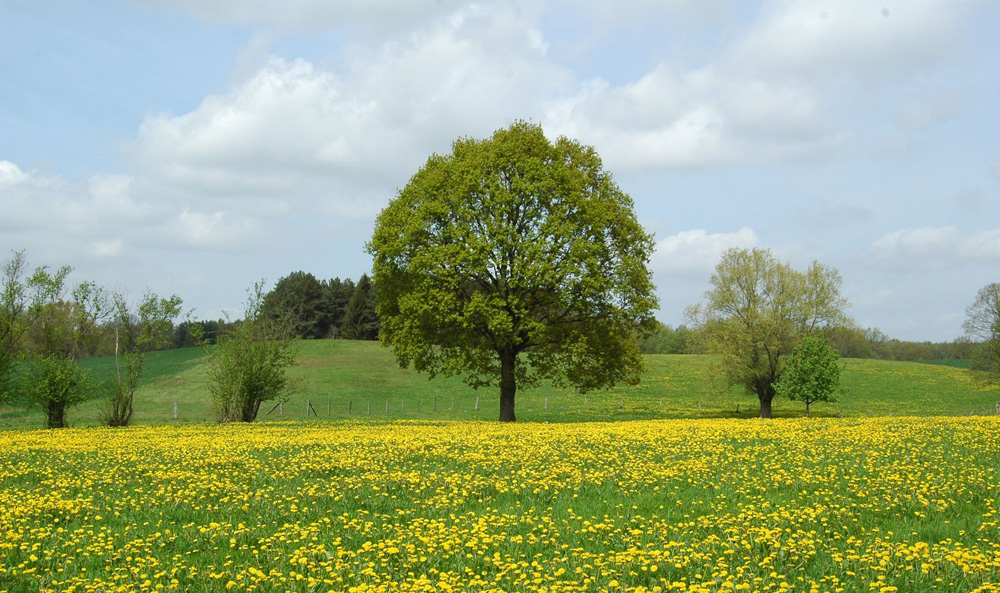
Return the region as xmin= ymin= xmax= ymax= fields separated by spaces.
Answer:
xmin=1 ymin=340 xmax=997 ymax=429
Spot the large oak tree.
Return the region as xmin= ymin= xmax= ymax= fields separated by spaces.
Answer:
xmin=368 ymin=122 xmax=658 ymax=422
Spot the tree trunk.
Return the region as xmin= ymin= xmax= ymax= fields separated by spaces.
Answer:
xmin=499 ymin=351 xmax=517 ymax=423
xmin=759 ymin=396 xmax=772 ymax=419
xmin=755 ymin=377 xmax=775 ymax=419
xmin=47 ymin=399 xmax=66 ymax=429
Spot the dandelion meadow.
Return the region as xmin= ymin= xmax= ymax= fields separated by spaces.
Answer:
xmin=2 ymin=418 xmax=999 ymax=593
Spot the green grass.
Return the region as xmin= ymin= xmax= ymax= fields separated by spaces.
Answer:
xmin=914 ymin=358 xmax=972 ymax=368
xmin=1 ymin=340 xmax=997 ymax=429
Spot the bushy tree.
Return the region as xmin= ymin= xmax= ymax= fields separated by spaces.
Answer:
xmin=775 ymin=332 xmax=843 ymax=416
xmin=687 ymin=247 xmax=848 ymax=418
xmin=964 ymin=282 xmax=1000 ymax=381
xmin=369 ymin=121 xmax=658 ymax=422
xmin=0 ymin=251 xmax=68 ymax=401
xmin=23 ymin=279 xmax=107 ymax=428
xmin=102 ymin=291 xmax=183 ymax=426
xmin=204 ymin=282 xmax=297 ymax=423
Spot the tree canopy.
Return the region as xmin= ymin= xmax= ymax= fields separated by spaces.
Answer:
xmin=688 ymin=247 xmax=848 ymax=418
xmin=368 ymin=121 xmax=658 ymax=422
xmin=262 ymin=271 xmax=326 ymax=339
xmin=775 ymin=332 xmax=843 ymax=417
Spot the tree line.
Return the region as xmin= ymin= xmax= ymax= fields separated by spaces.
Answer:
xmin=0 ymin=250 xmax=381 ymax=428
xmin=1 ymin=251 xmax=182 ymax=428
xmin=640 ymin=320 xmax=982 ymax=363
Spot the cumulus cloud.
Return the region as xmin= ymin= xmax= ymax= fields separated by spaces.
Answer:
xmin=652 ymin=227 xmax=758 ymax=277
xmin=732 ymin=0 xmax=960 ymax=81
xmin=870 ymin=225 xmax=1000 ymax=268
xmin=131 ymin=6 xmax=572 ymax=216
xmin=0 ymin=160 xmax=264 ymax=260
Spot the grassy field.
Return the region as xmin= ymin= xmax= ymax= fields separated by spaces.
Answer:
xmin=1 ymin=340 xmax=997 ymax=429
xmin=1 ymin=417 xmax=998 ymax=592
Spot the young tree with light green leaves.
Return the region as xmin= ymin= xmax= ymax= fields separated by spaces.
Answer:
xmin=775 ymin=332 xmax=843 ymax=416
xmin=368 ymin=121 xmax=658 ymax=422
xmin=102 ymin=291 xmax=183 ymax=427
xmin=204 ymin=282 xmax=298 ymax=423
xmin=687 ymin=247 xmax=849 ymax=418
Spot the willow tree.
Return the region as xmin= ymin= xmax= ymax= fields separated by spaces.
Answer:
xmin=368 ymin=121 xmax=658 ymax=422
xmin=688 ymin=247 xmax=848 ymax=418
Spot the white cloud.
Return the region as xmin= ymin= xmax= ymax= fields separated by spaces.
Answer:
xmin=90 ymin=239 xmax=125 ymax=258
xmin=733 ymin=0 xmax=960 ymax=82
xmin=175 ymin=210 xmax=260 ymax=250
xmin=0 ymin=161 xmax=29 ymax=188
xmin=652 ymin=227 xmax=758 ymax=277
xmin=131 ymin=6 xmax=572 ymax=216
xmin=870 ymin=225 xmax=1000 ymax=268
xmin=545 ymin=65 xmax=843 ymax=169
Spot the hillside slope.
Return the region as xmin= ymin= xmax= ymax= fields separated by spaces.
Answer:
xmin=2 ymin=340 xmax=997 ymax=428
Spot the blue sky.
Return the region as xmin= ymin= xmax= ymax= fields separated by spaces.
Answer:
xmin=1 ymin=0 xmax=998 ymax=342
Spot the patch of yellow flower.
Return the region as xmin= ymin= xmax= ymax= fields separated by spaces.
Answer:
xmin=0 ymin=417 xmax=998 ymax=592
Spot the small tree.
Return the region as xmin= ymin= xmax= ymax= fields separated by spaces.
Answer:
xmin=102 ymin=291 xmax=183 ymax=427
xmin=775 ymin=332 xmax=843 ymax=416
xmin=205 ymin=282 xmax=297 ymax=423
xmin=964 ymin=282 xmax=1000 ymax=381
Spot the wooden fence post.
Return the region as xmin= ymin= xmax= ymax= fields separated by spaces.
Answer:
xmin=475 ymin=395 xmax=479 ymax=411
xmin=348 ymin=400 xmax=353 ymax=416
xmin=173 ymin=402 xmax=178 ymax=420
xmin=544 ymin=397 xmax=548 ymax=411
xmin=434 ymin=396 xmax=437 ymax=412
xmin=386 ymin=400 xmax=390 ymax=415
